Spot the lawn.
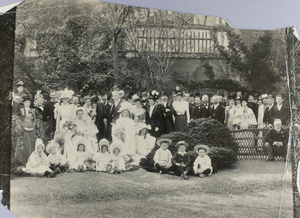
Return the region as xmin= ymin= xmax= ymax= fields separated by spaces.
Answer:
xmin=10 ymin=160 xmax=293 ymax=218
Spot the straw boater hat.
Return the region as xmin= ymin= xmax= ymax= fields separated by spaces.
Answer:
xmin=156 ymin=138 xmax=172 ymax=147
xmin=261 ymin=94 xmax=268 ymax=99
xmin=194 ymin=144 xmax=210 ymax=153
xmin=175 ymin=141 xmax=189 ymax=149
xmin=46 ymin=141 xmax=60 ymax=153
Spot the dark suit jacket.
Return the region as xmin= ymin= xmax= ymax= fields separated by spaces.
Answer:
xmin=200 ymin=102 xmax=210 ymax=118
xmin=96 ymin=102 xmax=106 ymax=139
xmin=42 ymin=100 xmax=56 ymax=140
xmin=247 ymin=102 xmax=258 ymax=120
xmin=192 ymin=104 xmax=201 ymax=119
xmin=210 ymin=104 xmax=225 ymax=124
xmin=111 ymin=100 xmax=122 ymax=124
xmin=270 ymin=105 xmax=290 ymax=126
xmin=160 ymin=102 xmax=175 ymax=134
xmin=263 ymin=105 xmax=274 ymax=125
xmin=265 ymin=128 xmax=289 ymax=147
xmin=146 ymin=104 xmax=163 ymax=137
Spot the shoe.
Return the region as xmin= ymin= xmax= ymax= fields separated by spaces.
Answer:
xmin=199 ymin=174 xmax=205 ymax=178
xmin=159 ymin=170 xmax=162 ymax=174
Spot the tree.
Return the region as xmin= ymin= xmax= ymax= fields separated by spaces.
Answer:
xmin=122 ymin=9 xmax=194 ymax=89
xmin=211 ymin=27 xmax=285 ymax=94
xmin=14 ymin=0 xmax=115 ymax=95
xmin=203 ymin=60 xmax=215 ymax=80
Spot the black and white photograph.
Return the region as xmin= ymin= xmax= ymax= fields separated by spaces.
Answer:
xmin=1 ymin=0 xmax=300 ymax=217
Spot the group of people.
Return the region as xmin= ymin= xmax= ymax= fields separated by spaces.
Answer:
xmin=11 ymin=80 xmax=290 ymax=177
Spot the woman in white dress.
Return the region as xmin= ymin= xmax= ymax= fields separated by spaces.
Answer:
xmin=112 ymin=102 xmax=136 ymax=155
xmin=173 ymin=92 xmax=190 ymax=131
xmin=225 ymin=98 xmax=237 ymax=131
xmin=54 ymin=88 xmax=74 ymax=130
xmin=233 ymin=99 xmax=257 ymax=129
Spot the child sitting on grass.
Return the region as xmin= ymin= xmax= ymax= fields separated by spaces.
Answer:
xmin=171 ymin=141 xmax=191 ymax=180
xmin=94 ymin=139 xmax=113 ymax=172
xmin=22 ymin=139 xmax=57 ymax=178
xmin=153 ymin=138 xmax=173 ymax=174
xmin=71 ymin=138 xmax=91 ymax=172
xmin=46 ymin=141 xmax=69 ymax=173
xmin=110 ymin=143 xmax=126 ymax=174
xmin=193 ymin=145 xmax=213 ymax=177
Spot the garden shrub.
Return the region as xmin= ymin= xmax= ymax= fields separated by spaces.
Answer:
xmin=140 ymin=118 xmax=238 ymax=173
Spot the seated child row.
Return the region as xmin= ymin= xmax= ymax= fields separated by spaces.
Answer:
xmin=22 ymin=137 xmax=213 ymax=179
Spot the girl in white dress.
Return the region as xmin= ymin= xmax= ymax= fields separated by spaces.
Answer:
xmin=225 ymin=98 xmax=237 ymax=131
xmin=22 ymin=139 xmax=56 ymax=177
xmin=112 ymin=102 xmax=136 ymax=155
xmin=94 ymin=139 xmax=113 ymax=172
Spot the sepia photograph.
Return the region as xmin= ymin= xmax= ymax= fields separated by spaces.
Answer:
xmin=1 ymin=0 xmax=300 ymax=217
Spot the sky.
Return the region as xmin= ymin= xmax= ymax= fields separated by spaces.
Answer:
xmin=0 ymin=0 xmax=299 ymax=33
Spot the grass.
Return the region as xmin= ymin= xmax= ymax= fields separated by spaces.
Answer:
xmin=10 ymin=160 xmax=293 ymax=218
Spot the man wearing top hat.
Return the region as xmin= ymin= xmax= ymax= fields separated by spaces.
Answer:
xmin=146 ymin=90 xmax=163 ymax=138
xmin=159 ymin=91 xmax=175 ymax=135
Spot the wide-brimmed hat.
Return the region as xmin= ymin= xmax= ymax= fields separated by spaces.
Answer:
xmin=149 ymin=90 xmax=160 ymax=100
xmin=156 ymin=138 xmax=172 ymax=147
xmin=46 ymin=141 xmax=60 ymax=153
xmin=261 ymin=94 xmax=268 ymax=99
xmin=16 ymin=81 xmax=24 ymax=86
xmin=194 ymin=144 xmax=210 ymax=153
xmin=175 ymin=141 xmax=189 ymax=149
xmin=118 ymin=102 xmax=133 ymax=113
xmin=137 ymin=123 xmax=151 ymax=132
xmin=59 ymin=88 xmax=74 ymax=99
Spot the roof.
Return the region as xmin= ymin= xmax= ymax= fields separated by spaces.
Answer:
xmin=0 ymin=1 xmax=23 ymax=14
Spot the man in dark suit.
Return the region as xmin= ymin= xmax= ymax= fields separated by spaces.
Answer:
xmin=209 ymin=95 xmax=225 ymax=124
xmin=264 ymin=119 xmax=289 ymax=161
xmin=105 ymin=95 xmax=114 ymax=142
xmin=263 ymin=95 xmax=274 ymax=127
xmin=200 ymin=94 xmax=210 ymax=118
xmin=43 ymin=91 xmax=57 ymax=142
xmin=270 ymin=95 xmax=290 ymax=126
xmin=95 ymin=97 xmax=106 ymax=141
xmin=188 ymin=94 xmax=196 ymax=120
xmin=146 ymin=92 xmax=163 ymax=138
xmin=159 ymin=92 xmax=175 ymax=134
xmin=192 ymin=93 xmax=201 ymax=119
xmin=111 ymin=90 xmax=124 ymax=124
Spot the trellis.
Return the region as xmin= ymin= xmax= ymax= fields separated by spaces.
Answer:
xmin=231 ymin=128 xmax=287 ymax=160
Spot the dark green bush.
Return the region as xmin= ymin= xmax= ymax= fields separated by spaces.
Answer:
xmin=140 ymin=118 xmax=238 ymax=173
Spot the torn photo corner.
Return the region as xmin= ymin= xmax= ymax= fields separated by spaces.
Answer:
xmin=0 ymin=0 xmax=299 ymax=217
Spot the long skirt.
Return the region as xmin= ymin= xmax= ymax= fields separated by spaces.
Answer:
xmin=15 ymin=130 xmax=36 ymax=165
xmin=174 ymin=115 xmax=187 ymax=132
